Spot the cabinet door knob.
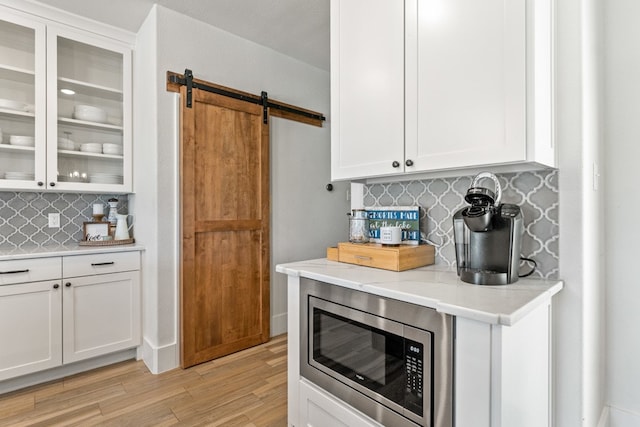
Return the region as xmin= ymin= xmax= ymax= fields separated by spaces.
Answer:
xmin=37 ymin=181 xmax=44 ymax=187
xmin=65 ymin=282 xmax=71 ymax=287
xmin=406 ymin=159 xmax=414 ymax=167
xmin=53 ymin=283 xmax=59 ymax=289
xmin=392 ymin=161 xmax=400 ymax=168
xmin=49 ymin=182 xmax=56 ymax=187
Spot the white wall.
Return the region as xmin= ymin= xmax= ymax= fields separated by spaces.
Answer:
xmin=133 ymin=5 xmax=348 ymax=372
xmin=604 ymin=0 xmax=640 ymax=425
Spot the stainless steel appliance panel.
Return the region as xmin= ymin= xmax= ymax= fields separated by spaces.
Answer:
xmin=300 ymin=278 xmax=453 ymax=427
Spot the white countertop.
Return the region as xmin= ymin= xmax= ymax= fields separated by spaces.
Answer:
xmin=0 ymin=244 xmax=145 ymax=261
xmin=276 ymin=258 xmax=563 ymax=326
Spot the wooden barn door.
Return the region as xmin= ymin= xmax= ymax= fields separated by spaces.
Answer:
xmin=180 ymin=86 xmax=270 ymax=368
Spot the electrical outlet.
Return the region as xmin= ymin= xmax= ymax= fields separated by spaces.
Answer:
xmin=48 ymin=213 xmax=60 ymax=228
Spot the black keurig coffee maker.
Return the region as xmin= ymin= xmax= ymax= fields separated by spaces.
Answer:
xmin=453 ymin=172 xmax=523 ymax=285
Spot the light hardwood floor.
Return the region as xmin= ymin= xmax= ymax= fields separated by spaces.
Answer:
xmin=0 ymin=334 xmax=288 ymax=426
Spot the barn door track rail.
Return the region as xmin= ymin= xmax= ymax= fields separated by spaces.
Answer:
xmin=167 ymin=69 xmax=326 ymax=127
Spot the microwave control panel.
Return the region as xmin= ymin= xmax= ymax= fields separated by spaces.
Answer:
xmin=405 ymin=340 xmax=424 ymax=415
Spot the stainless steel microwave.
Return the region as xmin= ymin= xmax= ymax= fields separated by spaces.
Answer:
xmin=300 ymin=278 xmax=454 ymax=427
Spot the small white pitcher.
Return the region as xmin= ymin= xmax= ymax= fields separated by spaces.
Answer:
xmin=114 ymin=214 xmax=133 ymax=240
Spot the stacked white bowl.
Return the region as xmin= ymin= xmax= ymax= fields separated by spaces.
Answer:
xmin=0 ymin=127 xmax=3 ymax=143
xmin=9 ymin=135 xmax=35 ymax=147
xmin=80 ymin=142 xmax=103 ymax=153
xmin=0 ymin=98 xmax=28 ymax=111
xmin=5 ymin=172 xmax=34 ymax=180
xmin=89 ymin=173 xmax=122 ymax=184
xmin=73 ymin=105 xmax=107 ymax=123
xmin=102 ymin=143 xmax=123 ymax=155
xmin=58 ymin=137 xmax=78 ymax=151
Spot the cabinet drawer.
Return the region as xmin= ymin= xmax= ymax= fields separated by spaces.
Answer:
xmin=337 ymin=242 xmax=434 ymax=271
xmin=0 ymin=257 xmax=62 ymax=285
xmin=63 ymin=251 xmax=140 ymax=277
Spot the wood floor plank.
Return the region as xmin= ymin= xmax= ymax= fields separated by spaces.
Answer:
xmin=0 ymin=393 xmax=33 ymax=418
xmin=0 ymin=334 xmax=288 ymax=426
xmin=24 ymin=403 xmax=102 ymax=427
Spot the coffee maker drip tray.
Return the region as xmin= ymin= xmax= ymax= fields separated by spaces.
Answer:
xmin=459 ymin=268 xmax=510 ymax=286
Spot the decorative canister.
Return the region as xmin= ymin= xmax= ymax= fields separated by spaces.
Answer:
xmin=348 ymin=209 xmax=370 ymax=243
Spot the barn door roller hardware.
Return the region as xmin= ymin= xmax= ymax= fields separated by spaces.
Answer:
xmin=167 ymin=69 xmax=326 ymax=126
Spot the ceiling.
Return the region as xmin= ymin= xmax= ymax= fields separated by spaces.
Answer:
xmin=32 ymin=0 xmax=330 ymax=70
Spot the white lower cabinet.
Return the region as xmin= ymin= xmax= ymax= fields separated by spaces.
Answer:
xmin=299 ymin=379 xmax=381 ymax=427
xmin=455 ymin=303 xmax=551 ymax=427
xmin=0 ymin=280 xmax=62 ymax=381
xmin=0 ymin=250 xmax=141 ymax=383
xmin=62 ymin=271 xmax=140 ymax=364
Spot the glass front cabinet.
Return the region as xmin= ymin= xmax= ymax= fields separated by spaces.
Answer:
xmin=0 ymin=7 xmax=132 ymax=193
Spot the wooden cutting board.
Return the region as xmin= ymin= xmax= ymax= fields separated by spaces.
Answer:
xmin=327 ymin=242 xmax=435 ymax=271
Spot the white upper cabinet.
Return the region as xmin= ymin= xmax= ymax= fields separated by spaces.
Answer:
xmin=330 ymin=0 xmax=405 ymax=180
xmin=0 ymin=5 xmax=133 ymax=192
xmin=47 ymin=25 xmax=132 ymax=192
xmin=0 ymin=9 xmax=46 ymax=189
xmin=331 ymin=0 xmax=555 ymax=181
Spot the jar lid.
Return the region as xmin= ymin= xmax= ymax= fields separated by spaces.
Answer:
xmin=351 ymin=209 xmax=368 ymax=218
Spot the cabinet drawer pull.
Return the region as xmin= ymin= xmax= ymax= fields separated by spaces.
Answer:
xmin=354 ymin=255 xmax=372 ymax=261
xmin=0 ymin=269 xmax=29 ymax=275
xmin=53 ymin=283 xmax=59 ymax=289
xmin=65 ymin=282 xmax=71 ymax=287
xmin=91 ymin=262 xmax=115 ymax=266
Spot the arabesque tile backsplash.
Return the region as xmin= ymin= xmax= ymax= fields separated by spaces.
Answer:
xmin=364 ymin=170 xmax=559 ymax=279
xmin=0 ymin=192 xmax=128 ymax=249
xmin=2 ymin=171 xmax=558 ymax=278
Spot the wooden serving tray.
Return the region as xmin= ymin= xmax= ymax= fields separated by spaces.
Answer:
xmin=334 ymin=242 xmax=435 ymax=271
xmin=78 ymin=238 xmax=135 ymax=246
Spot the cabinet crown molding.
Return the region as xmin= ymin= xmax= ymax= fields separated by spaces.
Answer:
xmin=0 ymin=0 xmax=136 ymax=45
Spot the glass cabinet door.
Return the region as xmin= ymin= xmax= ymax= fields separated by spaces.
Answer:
xmin=47 ymin=26 xmax=131 ymax=191
xmin=0 ymin=11 xmax=46 ymax=190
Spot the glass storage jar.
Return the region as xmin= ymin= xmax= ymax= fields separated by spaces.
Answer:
xmin=349 ymin=209 xmax=370 ymax=243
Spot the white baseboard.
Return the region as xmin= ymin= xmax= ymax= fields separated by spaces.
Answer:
xmin=598 ymin=406 xmax=610 ymax=427
xmin=271 ymin=312 xmax=288 ymax=336
xmin=0 ymin=349 xmax=136 ymax=395
xmin=141 ymin=337 xmax=179 ymax=374
xmin=609 ymin=405 xmax=640 ymax=427
xmin=141 ymin=315 xmax=286 ymax=376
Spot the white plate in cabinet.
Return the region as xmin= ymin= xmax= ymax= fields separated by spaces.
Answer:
xmin=62 ymin=271 xmax=141 ymax=364
xmin=62 ymin=251 xmax=140 ymax=278
xmin=0 ymin=280 xmax=63 ymax=381
xmin=0 ymin=257 xmax=61 ymax=285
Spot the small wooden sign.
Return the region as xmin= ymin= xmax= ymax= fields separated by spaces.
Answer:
xmin=365 ymin=206 xmax=420 ymax=245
